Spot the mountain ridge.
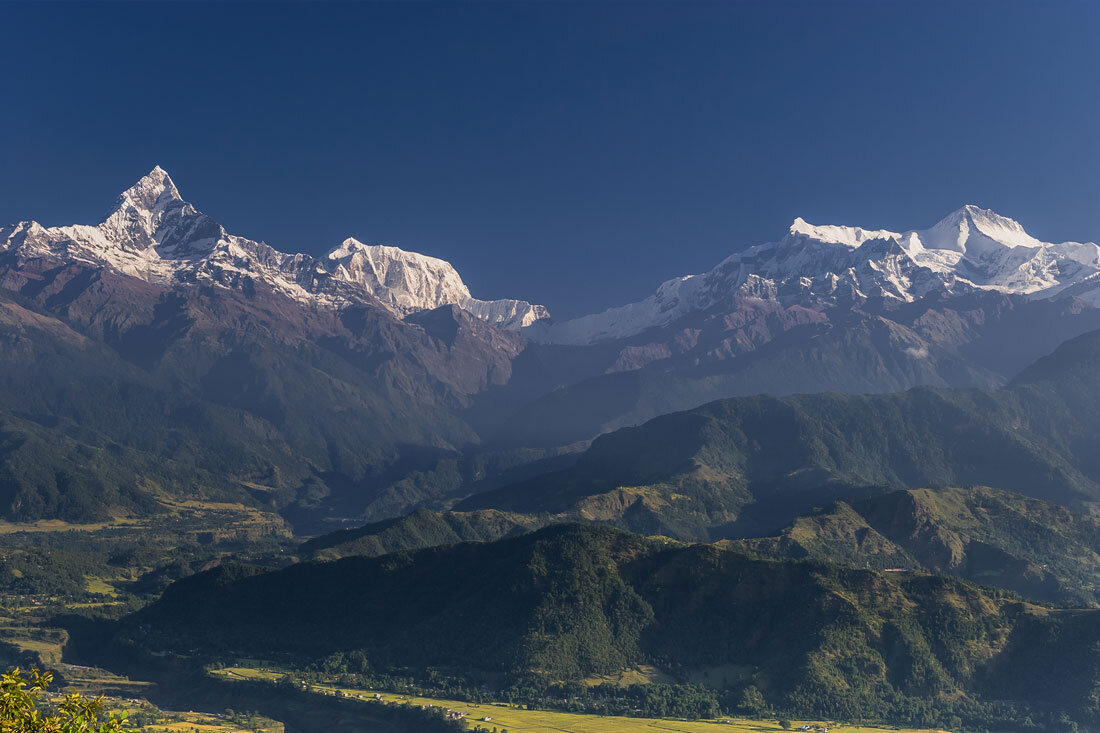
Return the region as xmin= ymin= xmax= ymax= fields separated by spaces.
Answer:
xmin=1 ymin=167 xmax=548 ymax=330
xmin=7 ymin=168 xmax=1100 ymax=528
xmin=462 ymin=327 xmax=1100 ymax=538
xmin=731 ymin=485 xmax=1100 ymax=606
xmin=530 ymin=204 xmax=1100 ymax=344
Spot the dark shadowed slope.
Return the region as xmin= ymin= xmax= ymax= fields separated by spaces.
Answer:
xmin=128 ymin=523 xmax=1100 ymax=728
xmin=298 ymin=507 xmax=543 ymax=560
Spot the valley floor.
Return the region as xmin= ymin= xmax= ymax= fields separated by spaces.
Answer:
xmin=212 ymin=667 xmax=943 ymax=733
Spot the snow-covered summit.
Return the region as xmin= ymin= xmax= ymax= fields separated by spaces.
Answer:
xmin=529 ymin=206 xmax=1100 ymax=345
xmin=0 ymin=168 xmax=548 ymax=330
xmin=101 ymin=165 xmax=183 ymax=239
xmin=325 ymin=237 xmax=548 ymax=328
xmin=327 ymin=238 xmax=471 ymax=313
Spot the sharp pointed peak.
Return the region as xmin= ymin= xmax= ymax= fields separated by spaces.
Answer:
xmin=129 ymin=165 xmax=180 ymax=197
xmin=95 ymin=166 xmax=199 ymax=238
xmin=923 ymin=204 xmax=1038 ymax=250
xmin=103 ymin=166 xmax=184 ymax=222
xmin=933 ymin=204 xmax=1020 ymax=229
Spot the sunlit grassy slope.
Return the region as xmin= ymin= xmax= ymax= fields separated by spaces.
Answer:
xmin=213 ymin=667 xmax=942 ymax=733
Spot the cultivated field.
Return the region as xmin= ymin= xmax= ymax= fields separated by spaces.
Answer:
xmin=138 ymin=711 xmax=283 ymax=733
xmin=213 ymin=667 xmax=945 ymax=733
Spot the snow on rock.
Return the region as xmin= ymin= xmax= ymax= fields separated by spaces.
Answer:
xmin=531 ymin=204 xmax=1100 ymax=345
xmin=0 ymin=167 xmax=548 ymax=330
xmin=324 ymin=238 xmax=548 ymax=329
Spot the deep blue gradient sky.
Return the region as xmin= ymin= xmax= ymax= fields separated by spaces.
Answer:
xmin=2 ymin=1 xmax=1098 ymax=318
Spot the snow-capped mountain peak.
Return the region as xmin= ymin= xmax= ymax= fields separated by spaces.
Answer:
xmin=788 ymin=216 xmax=898 ymax=247
xmin=922 ymin=204 xmax=1041 ymax=253
xmin=111 ymin=165 xmax=182 ymax=213
xmin=93 ymin=166 xmax=221 ymax=254
xmin=327 ymin=237 xmax=470 ymax=303
xmin=323 ymin=237 xmax=550 ymax=329
xmin=325 ymin=237 xmax=472 ymax=313
xmin=0 ymin=169 xmax=548 ymax=330
xmin=529 ymin=207 xmax=1100 ymax=345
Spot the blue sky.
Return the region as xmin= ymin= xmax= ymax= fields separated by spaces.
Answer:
xmin=2 ymin=1 xmax=1098 ymax=317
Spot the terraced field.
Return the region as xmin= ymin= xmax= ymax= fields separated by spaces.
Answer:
xmin=139 ymin=711 xmax=283 ymax=733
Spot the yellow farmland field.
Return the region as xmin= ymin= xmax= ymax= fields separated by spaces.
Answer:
xmin=212 ymin=668 xmax=945 ymax=733
xmin=133 ymin=712 xmax=282 ymax=733
xmin=142 ymin=722 xmax=236 ymax=732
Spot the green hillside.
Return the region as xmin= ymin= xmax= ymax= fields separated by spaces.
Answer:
xmin=299 ymin=507 xmax=544 ymax=560
xmin=734 ymin=486 xmax=1100 ymax=605
xmin=300 ymin=484 xmax=1100 ymax=607
xmin=126 ymin=523 xmax=1100 ymax=730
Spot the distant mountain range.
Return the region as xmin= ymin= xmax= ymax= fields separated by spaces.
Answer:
xmin=1 ymin=167 xmax=548 ymax=329
xmin=531 ymin=204 xmax=1100 ymax=344
xmin=463 ymin=327 xmax=1100 ymax=538
xmin=28 ymin=169 xmax=1100 ymax=732
xmin=5 ymin=168 xmax=1100 ymax=529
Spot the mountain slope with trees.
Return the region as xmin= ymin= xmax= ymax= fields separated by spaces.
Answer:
xmin=298 ymin=507 xmax=543 ymax=561
xmin=126 ymin=523 xmax=1100 ymax=730
xmin=733 ymin=485 xmax=1100 ymax=605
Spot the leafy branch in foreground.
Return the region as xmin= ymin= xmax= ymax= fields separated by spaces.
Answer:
xmin=0 ymin=667 xmax=127 ymax=732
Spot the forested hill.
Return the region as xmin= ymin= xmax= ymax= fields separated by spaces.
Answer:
xmin=127 ymin=523 xmax=1100 ymax=730
xmin=461 ymin=328 xmax=1100 ymax=539
xmin=307 ymin=484 xmax=1100 ymax=606
xmin=731 ymin=485 xmax=1100 ymax=605
xmin=297 ymin=507 xmax=542 ymax=560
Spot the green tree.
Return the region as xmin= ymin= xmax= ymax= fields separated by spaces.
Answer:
xmin=737 ymin=685 xmax=766 ymax=715
xmin=0 ymin=667 xmax=127 ymax=732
